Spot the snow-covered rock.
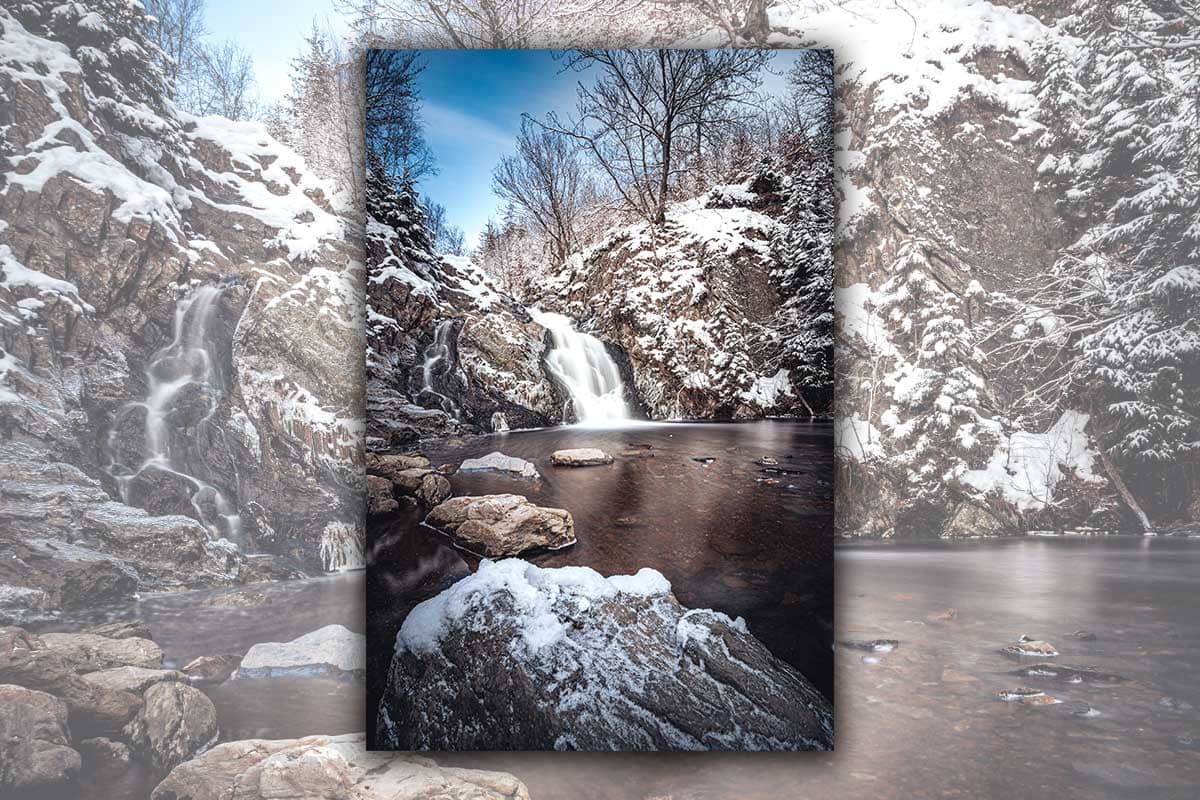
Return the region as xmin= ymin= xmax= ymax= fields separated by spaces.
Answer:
xmin=459 ymin=451 xmax=540 ymax=479
xmin=424 ymin=495 xmax=575 ymax=557
xmin=151 ymin=733 xmax=531 ymax=800
xmin=539 ymin=184 xmax=797 ymax=419
xmin=377 ymin=559 xmax=833 ymax=751
xmin=236 ymin=624 xmax=365 ymax=678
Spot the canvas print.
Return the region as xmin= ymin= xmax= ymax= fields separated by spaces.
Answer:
xmin=364 ymin=48 xmax=835 ymax=752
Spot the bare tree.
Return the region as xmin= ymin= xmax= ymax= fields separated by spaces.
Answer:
xmin=186 ymin=41 xmax=258 ymax=120
xmin=423 ymin=197 xmax=467 ymax=254
xmin=144 ymin=0 xmax=260 ymax=120
xmin=339 ymin=0 xmax=642 ymax=48
xmin=145 ymin=0 xmax=207 ymax=90
xmin=539 ymin=49 xmax=770 ymax=224
xmin=366 ymin=49 xmax=434 ymax=181
xmin=669 ymin=0 xmax=770 ymax=44
xmin=493 ymin=118 xmax=591 ymax=265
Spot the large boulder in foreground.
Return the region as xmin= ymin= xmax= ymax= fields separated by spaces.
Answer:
xmin=377 ymin=559 xmax=833 ymax=751
xmin=0 ymin=684 xmax=81 ymax=790
xmin=151 ymin=733 xmax=530 ymax=800
xmin=424 ymin=495 xmax=575 ymax=556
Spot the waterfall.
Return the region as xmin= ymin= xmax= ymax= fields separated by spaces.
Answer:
xmin=109 ymin=284 xmax=242 ymax=543
xmin=530 ymin=309 xmax=630 ymax=424
xmin=419 ymin=319 xmax=459 ymax=416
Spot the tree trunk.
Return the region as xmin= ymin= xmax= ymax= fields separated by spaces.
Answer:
xmin=1098 ymin=450 xmax=1154 ymax=534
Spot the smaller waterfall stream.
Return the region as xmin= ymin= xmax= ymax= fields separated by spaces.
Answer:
xmin=530 ymin=309 xmax=630 ymax=424
xmin=419 ymin=319 xmax=459 ymax=416
xmin=109 ymin=285 xmax=242 ymax=542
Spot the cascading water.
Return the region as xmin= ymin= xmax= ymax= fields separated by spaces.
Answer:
xmin=419 ymin=319 xmax=459 ymax=416
xmin=530 ymin=309 xmax=630 ymax=424
xmin=109 ymin=284 xmax=242 ymax=543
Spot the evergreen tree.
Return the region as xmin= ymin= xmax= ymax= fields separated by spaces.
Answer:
xmin=1039 ymin=1 xmax=1200 ymax=518
xmin=284 ymin=25 xmax=341 ymax=179
xmin=878 ymin=240 xmax=999 ymax=504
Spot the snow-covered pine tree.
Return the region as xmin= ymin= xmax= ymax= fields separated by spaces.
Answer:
xmin=878 ymin=240 xmax=999 ymax=509
xmin=1040 ymin=1 xmax=1200 ymax=521
xmin=284 ymin=25 xmax=341 ymax=180
xmin=767 ymin=136 xmax=835 ymax=409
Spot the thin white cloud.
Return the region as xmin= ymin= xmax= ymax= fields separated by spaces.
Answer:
xmin=421 ymin=103 xmax=516 ymax=150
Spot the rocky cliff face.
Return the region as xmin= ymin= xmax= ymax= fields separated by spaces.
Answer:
xmin=366 ymin=204 xmax=565 ymax=447
xmin=0 ymin=0 xmax=364 ymax=623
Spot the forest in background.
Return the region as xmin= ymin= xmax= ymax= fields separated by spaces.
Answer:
xmin=33 ymin=0 xmax=1200 ymax=535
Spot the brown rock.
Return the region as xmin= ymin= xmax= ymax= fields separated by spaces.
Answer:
xmin=366 ymin=475 xmax=399 ymax=515
xmin=0 ymin=627 xmax=142 ymax=730
xmin=424 ymin=494 xmax=575 ymax=556
xmin=151 ymin=733 xmax=530 ymax=800
xmin=0 ymin=684 xmax=81 ymax=790
xmin=180 ymin=654 xmax=242 ymax=686
xmin=123 ymin=681 xmax=218 ymax=771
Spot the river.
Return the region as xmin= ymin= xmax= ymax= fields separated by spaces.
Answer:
xmin=39 ymin=421 xmax=1200 ymax=798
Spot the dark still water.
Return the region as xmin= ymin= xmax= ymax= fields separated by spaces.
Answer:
xmin=366 ymin=420 xmax=836 ymax=740
xmin=58 ymin=525 xmax=1198 ymax=797
xmin=443 ymin=537 xmax=1200 ymax=799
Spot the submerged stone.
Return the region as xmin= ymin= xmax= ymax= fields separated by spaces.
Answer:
xmin=551 ymin=448 xmax=613 ymax=466
xmin=459 ymin=451 xmax=540 ymax=479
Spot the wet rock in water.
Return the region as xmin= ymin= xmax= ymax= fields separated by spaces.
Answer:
xmin=424 ymin=494 xmax=575 ymax=557
xmin=1067 ymin=629 xmax=1097 ymax=641
xmin=614 ymin=515 xmax=645 ymax=529
xmin=1002 ymin=635 xmax=1059 ymax=658
xmin=381 ymin=468 xmax=452 ymax=508
xmin=0 ymin=627 xmax=143 ymax=730
xmin=366 ymin=475 xmax=399 ymax=516
xmin=692 ymin=456 xmax=716 ymax=464
xmin=123 ymin=680 xmax=218 ymax=771
xmin=236 ymin=624 xmax=364 ymax=679
xmin=459 ymin=451 xmax=540 ymax=479
xmin=38 ymin=632 xmax=163 ymax=672
xmin=619 ymin=449 xmax=655 ymax=458
xmin=366 ymin=452 xmax=432 ymax=478
xmin=759 ymin=456 xmax=779 ymax=466
xmin=998 ymin=687 xmax=1060 ymax=705
xmin=926 ymin=608 xmax=957 ymax=623
xmin=180 ymin=654 xmax=242 ymax=686
xmin=551 ymin=448 xmax=613 ymax=467
xmin=941 ymin=668 xmax=978 ymax=683
xmin=82 ymin=666 xmax=186 ymax=696
xmin=0 ymin=684 xmax=81 ymax=790
xmin=84 ymin=621 xmax=154 ymax=641
xmin=1158 ymin=696 xmax=1195 ymax=712
xmin=840 ymin=639 xmax=899 ymax=653
xmin=79 ymin=736 xmax=132 ymax=769
xmin=0 ymin=584 xmax=52 ymax=626
xmin=1010 ymin=664 xmax=1125 ymax=686
xmin=151 ymin=733 xmax=530 ymax=800
xmin=377 ymin=559 xmax=833 ymax=751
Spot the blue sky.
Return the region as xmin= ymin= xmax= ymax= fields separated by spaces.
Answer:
xmin=407 ymin=50 xmax=805 ymax=245
xmin=203 ymin=3 xmax=808 ymax=244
